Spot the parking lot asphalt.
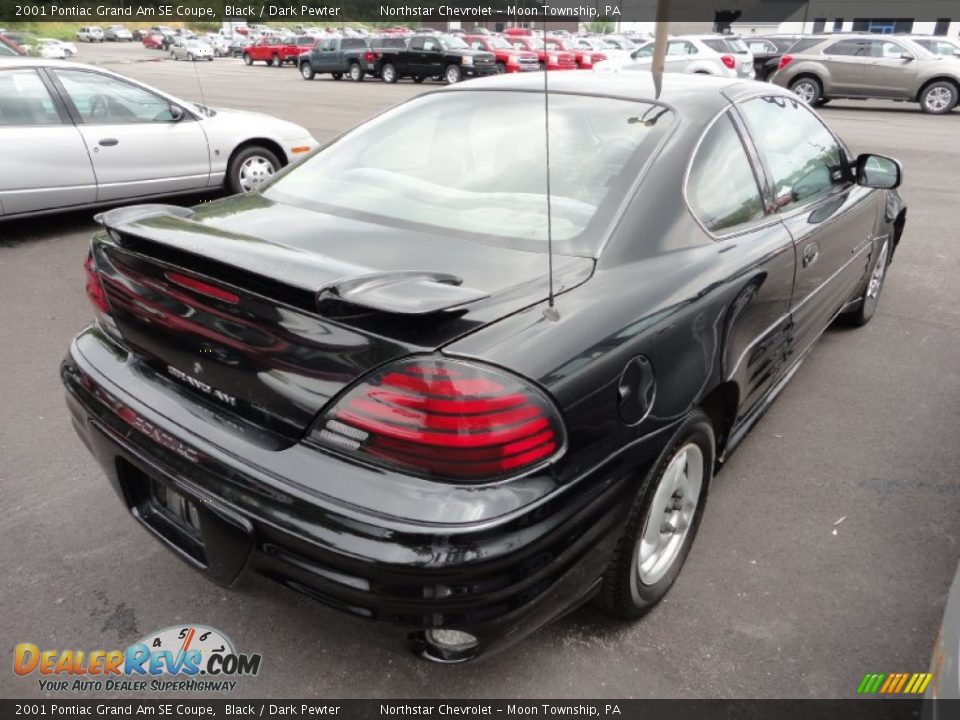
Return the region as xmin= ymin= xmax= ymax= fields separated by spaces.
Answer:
xmin=2 ymin=42 xmax=959 ymax=699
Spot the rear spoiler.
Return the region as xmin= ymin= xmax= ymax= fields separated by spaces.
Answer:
xmin=95 ymin=204 xmax=489 ymax=315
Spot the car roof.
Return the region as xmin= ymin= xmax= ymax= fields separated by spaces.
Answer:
xmin=449 ymin=71 xmax=777 ymax=115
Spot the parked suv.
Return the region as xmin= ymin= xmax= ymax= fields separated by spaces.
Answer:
xmin=76 ymin=27 xmax=104 ymax=43
xmin=772 ymin=34 xmax=960 ymax=114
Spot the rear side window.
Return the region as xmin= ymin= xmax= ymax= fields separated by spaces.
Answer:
xmin=787 ymin=38 xmax=822 ymax=53
xmin=342 ymin=38 xmax=365 ymax=50
xmin=826 ymin=39 xmax=869 ymax=56
xmin=0 ymin=69 xmax=61 ymax=126
xmin=738 ymin=96 xmax=846 ymax=212
xmin=687 ymin=114 xmax=764 ymax=234
xmin=668 ymin=41 xmax=697 ymax=56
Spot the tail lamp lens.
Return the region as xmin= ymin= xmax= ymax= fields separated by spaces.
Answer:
xmin=778 ymin=54 xmax=794 ymax=70
xmin=721 ymin=54 xmax=736 ymax=70
xmin=310 ymin=357 xmax=565 ymax=482
xmin=84 ymin=252 xmax=109 ymax=313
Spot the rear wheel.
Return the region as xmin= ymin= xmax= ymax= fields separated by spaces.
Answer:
xmin=920 ymin=81 xmax=958 ymax=115
xmin=496 ymin=62 xmax=506 ymax=74
xmin=381 ymin=63 xmax=398 ymax=83
xmin=790 ymin=76 xmax=822 ymax=105
xmin=300 ymin=63 xmax=315 ymax=80
xmin=599 ymin=410 xmax=714 ymax=619
xmin=227 ymin=146 xmax=282 ymax=195
xmin=243 ymin=53 xmax=252 ymax=66
xmin=444 ymin=64 xmax=462 ymax=84
xmin=271 ymin=53 xmax=282 ymax=68
xmin=349 ymin=62 xmax=364 ymax=81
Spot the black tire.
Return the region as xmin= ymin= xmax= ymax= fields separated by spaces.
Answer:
xmin=412 ymin=75 xmax=425 ymax=83
xmin=300 ymin=63 xmax=315 ymax=80
xmin=381 ymin=63 xmax=398 ymax=83
xmin=187 ymin=53 xmax=194 ymax=62
xmin=789 ymin=76 xmax=822 ymax=105
xmin=444 ymin=64 xmax=462 ymax=84
xmin=226 ymin=146 xmax=282 ymax=195
xmin=332 ymin=72 xmax=343 ymax=80
xmin=496 ymin=62 xmax=506 ymax=74
xmin=919 ymin=81 xmax=958 ymax=115
xmin=814 ymin=98 xmax=831 ymax=107
xmin=599 ymin=410 xmax=715 ymax=619
xmin=271 ymin=54 xmax=282 ymax=68
xmin=842 ymin=239 xmax=891 ymax=327
xmin=348 ymin=62 xmax=364 ymax=81
xmin=243 ymin=53 xmax=252 ymax=66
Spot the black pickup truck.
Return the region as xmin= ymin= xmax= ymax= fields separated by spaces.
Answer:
xmin=298 ymin=37 xmax=377 ymax=81
xmin=373 ymin=34 xmax=497 ymax=84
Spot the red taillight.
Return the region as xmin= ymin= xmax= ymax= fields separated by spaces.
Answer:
xmin=721 ymin=54 xmax=736 ymax=70
xmin=84 ymin=252 xmax=109 ymax=313
xmin=165 ymin=271 xmax=239 ymax=304
xmin=364 ymin=50 xmax=376 ymax=62
xmin=778 ymin=54 xmax=794 ymax=70
xmin=310 ymin=357 xmax=565 ymax=482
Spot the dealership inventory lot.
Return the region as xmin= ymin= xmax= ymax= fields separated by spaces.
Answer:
xmin=2 ymin=43 xmax=959 ymax=697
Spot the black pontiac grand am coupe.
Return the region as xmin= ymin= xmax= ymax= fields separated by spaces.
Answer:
xmin=62 ymin=72 xmax=906 ymax=662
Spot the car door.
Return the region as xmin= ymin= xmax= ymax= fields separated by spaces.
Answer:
xmin=737 ymin=95 xmax=881 ymax=358
xmin=859 ymin=38 xmax=920 ymax=98
xmin=819 ymin=39 xmax=870 ymax=95
xmin=48 ymin=67 xmax=211 ymax=202
xmin=685 ymin=110 xmax=797 ymax=420
xmin=0 ymin=67 xmax=96 ymax=216
xmin=421 ymin=37 xmax=444 ymax=76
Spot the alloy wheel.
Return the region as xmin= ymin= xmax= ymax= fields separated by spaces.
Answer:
xmin=637 ymin=443 xmax=704 ymax=586
xmin=924 ymin=86 xmax=953 ymax=113
xmin=863 ymin=241 xmax=890 ymax=315
xmin=792 ymin=80 xmax=817 ymax=104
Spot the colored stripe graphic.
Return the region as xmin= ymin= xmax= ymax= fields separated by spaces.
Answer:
xmin=857 ymin=672 xmax=933 ymax=694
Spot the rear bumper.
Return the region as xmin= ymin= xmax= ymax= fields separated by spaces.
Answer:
xmin=61 ymin=327 xmax=645 ymax=660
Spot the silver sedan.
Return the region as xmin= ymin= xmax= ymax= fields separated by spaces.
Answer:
xmin=169 ymin=39 xmax=214 ymax=62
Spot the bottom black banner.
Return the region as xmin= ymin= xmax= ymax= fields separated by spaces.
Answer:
xmin=2 ymin=699 xmax=957 ymax=720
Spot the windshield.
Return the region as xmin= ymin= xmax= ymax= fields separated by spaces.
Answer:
xmin=489 ymin=37 xmax=511 ymax=49
xmin=439 ymin=35 xmax=468 ymax=50
xmin=265 ymin=92 xmax=674 ymax=255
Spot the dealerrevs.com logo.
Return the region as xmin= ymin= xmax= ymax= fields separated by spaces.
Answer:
xmin=13 ymin=625 xmax=262 ymax=693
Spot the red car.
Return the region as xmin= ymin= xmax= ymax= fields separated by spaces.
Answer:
xmin=141 ymin=33 xmax=164 ymax=50
xmin=464 ymin=35 xmax=539 ymax=73
xmin=243 ymin=35 xmax=309 ymax=67
xmin=544 ymin=37 xmax=606 ymax=69
xmin=503 ymin=35 xmax=577 ymax=71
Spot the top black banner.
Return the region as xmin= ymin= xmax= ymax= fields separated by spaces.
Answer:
xmin=3 ymin=1 xmax=960 ymax=23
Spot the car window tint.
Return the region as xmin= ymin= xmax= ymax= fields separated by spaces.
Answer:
xmin=423 ymin=39 xmax=439 ymax=52
xmin=788 ymin=37 xmax=822 ymax=53
xmin=826 ymin=39 xmax=869 ymax=56
xmin=632 ymin=44 xmax=654 ymax=58
xmin=54 ymin=70 xmax=173 ymax=123
xmin=0 ymin=69 xmax=61 ymax=126
xmin=687 ymin=114 xmax=764 ymax=233
xmin=739 ymin=96 xmax=845 ymax=211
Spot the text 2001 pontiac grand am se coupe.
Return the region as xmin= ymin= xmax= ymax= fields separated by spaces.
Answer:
xmin=62 ymin=72 xmax=906 ymax=662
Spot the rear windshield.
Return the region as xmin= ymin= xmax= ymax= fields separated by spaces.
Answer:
xmin=703 ymin=38 xmax=747 ymax=53
xmin=264 ymin=91 xmax=674 ymax=255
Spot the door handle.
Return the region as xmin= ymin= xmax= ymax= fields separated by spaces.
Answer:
xmin=98 ymin=138 xmax=119 ymax=147
xmin=802 ymin=242 xmax=820 ymax=268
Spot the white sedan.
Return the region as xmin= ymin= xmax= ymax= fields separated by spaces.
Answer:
xmin=0 ymin=59 xmax=319 ymax=219
xmin=37 ymin=38 xmax=77 ymax=59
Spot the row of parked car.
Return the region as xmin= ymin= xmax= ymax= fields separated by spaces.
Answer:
xmin=599 ymin=31 xmax=960 ymax=115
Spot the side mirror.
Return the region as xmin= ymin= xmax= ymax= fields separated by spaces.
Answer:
xmin=900 ymin=52 xmax=915 ymax=61
xmin=856 ymin=153 xmax=902 ymax=189
xmin=169 ymin=105 xmax=185 ymax=122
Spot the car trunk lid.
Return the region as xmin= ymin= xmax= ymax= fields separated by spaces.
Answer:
xmin=92 ymin=201 xmax=593 ymax=442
